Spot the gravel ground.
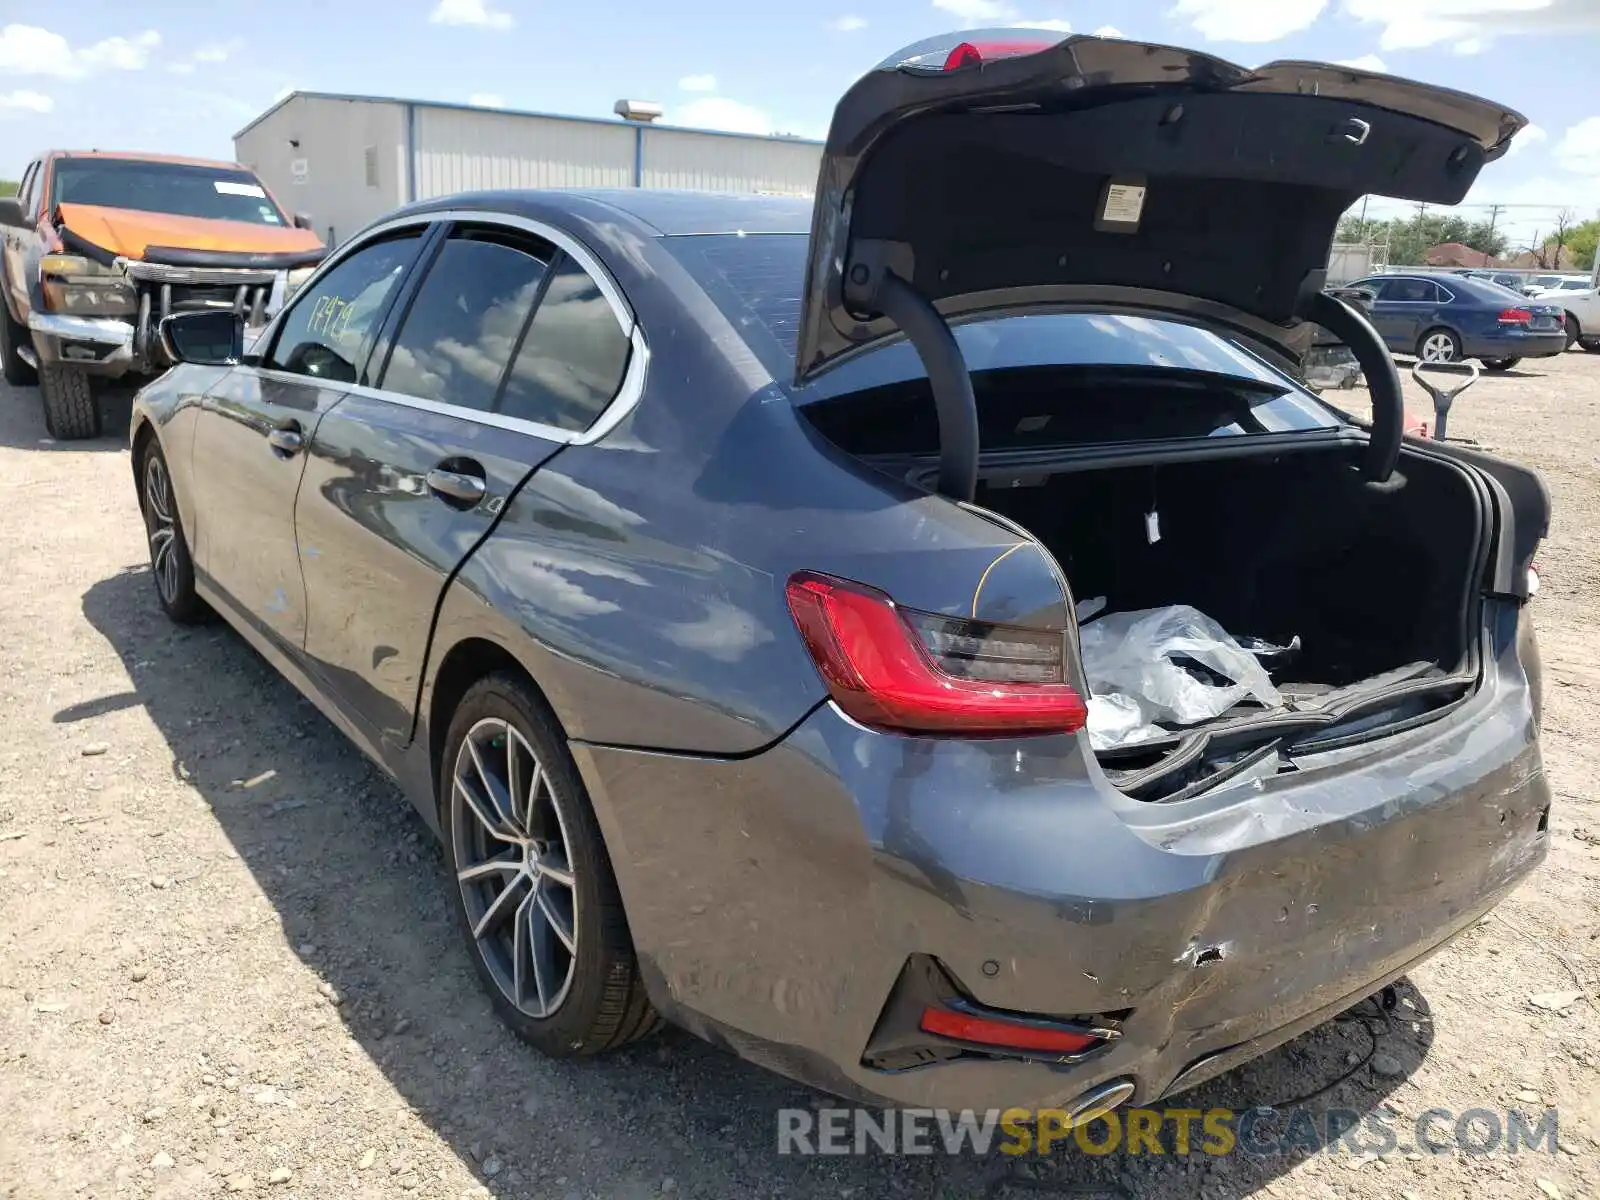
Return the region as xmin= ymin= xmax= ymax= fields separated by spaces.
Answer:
xmin=1 ymin=352 xmax=1598 ymax=1200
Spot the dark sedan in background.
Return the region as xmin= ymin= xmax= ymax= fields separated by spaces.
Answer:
xmin=127 ymin=33 xmax=1550 ymax=1119
xmin=1345 ymin=272 xmax=1566 ymax=369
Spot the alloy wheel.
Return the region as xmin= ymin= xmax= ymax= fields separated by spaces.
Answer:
xmin=450 ymin=717 xmax=579 ymax=1019
xmin=1420 ymin=332 xmax=1458 ymax=363
xmin=143 ymin=455 xmax=180 ymax=605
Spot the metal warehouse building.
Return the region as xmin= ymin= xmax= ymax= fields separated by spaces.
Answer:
xmin=234 ymin=92 xmax=824 ymax=247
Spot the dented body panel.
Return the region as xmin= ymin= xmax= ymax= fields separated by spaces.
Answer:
xmin=571 ymin=600 xmax=1547 ymax=1109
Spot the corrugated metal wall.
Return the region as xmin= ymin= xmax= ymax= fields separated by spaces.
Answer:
xmin=640 ymin=128 xmax=819 ymax=195
xmin=237 ymin=95 xmax=825 ymax=246
xmin=236 ymin=97 xmax=406 ymax=247
xmin=413 ymin=107 xmax=635 ymax=196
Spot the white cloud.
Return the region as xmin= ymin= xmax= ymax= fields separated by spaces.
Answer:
xmin=672 ymin=96 xmax=774 ymax=136
xmin=76 ymin=31 xmax=160 ymax=72
xmin=0 ymin=23 xmax=161 ymax=78
xmin=469 ymin=92 xmax=506 ymax=107
xmin=1555 ymin=117 xmax=1600 ymax=176
xmin=1172 ymin=0 xmax=1328 ymax=42
xmin=194 ymin=39 xmax=244 ymax=63
xmin=932 ymin=0 xmax=1019 ymax=26
xmin=1093 ymin=24 xmax=1126 ymax=36
xmin=429 ymin=0 xmax=514 ymax=29
xmin=1342 ymin=0 xmax=1600 ymax=52
xmin=1507 ymin=123 xmax=1547 ymax=157
xmin=678 ymin=73 xmax=717 ymax=92
xmin=1336 ymin=53 xmax=1388 ymax=70
xmin=0 ymin=89 xmax=53 ymax=116
xmin=831 ymin=15 xmax=868 ymax=30
xmin=1017 ymin=18 xmax=1073 ymax=31
xmin=167 ymin=62 xmax=196 ymax=75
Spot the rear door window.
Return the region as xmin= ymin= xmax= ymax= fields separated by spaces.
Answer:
xmin=498 ymin=257 xmax=631 ymax=432
xmin=379 ymin=230 xmax=551 ymax=413
xmin=1379 ymin=278 xmax=1441 ymax=303
xmin=267 ymin=234 xmax=422 ymax=384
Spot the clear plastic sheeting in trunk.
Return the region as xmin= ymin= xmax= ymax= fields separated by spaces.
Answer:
xmin=1080 ymin=605 xmax=1283 ymax=750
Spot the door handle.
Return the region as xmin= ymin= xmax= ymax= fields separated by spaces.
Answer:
xmin=267 ymin=427 xmax=303 ymax=456
xmin=426 ymin=466 xmax=487 ymax=507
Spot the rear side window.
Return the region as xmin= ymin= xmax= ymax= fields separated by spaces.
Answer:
xmin=267 ymin=234 xmax=421 ymax=383
xmin=499 ymin=258 xmax=631 ymax=431
xmin=381 ymin=233 xmax=550 ymax=413
xmin=1379 ymin=278 xmax=1442 ymax=303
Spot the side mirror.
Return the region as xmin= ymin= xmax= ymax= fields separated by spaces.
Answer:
xmin=160 ymin=310 xmax=244 ymax=367
xmin=293 ymin=212 xmax=314 ymax=230
xmin=0 ymin=197 xmax=26 ymax=228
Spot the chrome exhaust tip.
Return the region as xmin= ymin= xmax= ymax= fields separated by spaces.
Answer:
xmin=1065 ymin=1078 xmax=1137 ymax=1127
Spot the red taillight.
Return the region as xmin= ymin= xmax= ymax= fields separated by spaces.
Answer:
xmin=784 ymin=571 xmax=1087 ymax=736
xmin=1498 ymin=308 xmax=1533 ymax=324
xmin=919 ymin=1006 xmax=1099 ymax=1054
xmin=941 ymin=38 xmax=1056 ymax=70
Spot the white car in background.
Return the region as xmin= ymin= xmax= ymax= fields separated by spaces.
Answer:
xmin=1531 ymin=281 xmax=1600 ymax=352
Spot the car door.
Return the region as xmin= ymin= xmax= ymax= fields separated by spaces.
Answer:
xmin=189 ymin=228 xmax=427 ymax=647
xmin=3 ymin=160 xmax=41 ymax=319
xmin=294 ymin=217 xmax=635 ymax=746
xmin=1371 ymin=277 xmax=1436 ymax=350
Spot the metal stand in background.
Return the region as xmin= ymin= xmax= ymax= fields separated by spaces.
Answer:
xmin=1410 ymin=359 xmax=1480 ymax=442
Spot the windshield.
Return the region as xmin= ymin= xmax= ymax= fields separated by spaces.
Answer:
xmin=666 ymin=232 xmax=1338 ymax=429
xmin=50 ymin=158 xmax=288 ymax=227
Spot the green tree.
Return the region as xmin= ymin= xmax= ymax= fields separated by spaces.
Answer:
xmin=0 ymin=180 xmax=17 ymax=198
xmin=1335 ymin=211 xmax=1508 ymax=265
xmin=1551 ymin=216 xmax=1599 ymax=271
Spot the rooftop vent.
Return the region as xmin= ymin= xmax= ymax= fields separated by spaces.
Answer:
xmin=613 ymin=99 xmax=664 ymax=123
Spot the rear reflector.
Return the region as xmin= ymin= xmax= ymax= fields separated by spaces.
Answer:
xmin=919 ymin=1006 xmax=1100 ymax=1054
xmin=785 ymin=571 xmax=1088 ymax=736
xmin=1498 ymin=308 xmax=1533 ymax=323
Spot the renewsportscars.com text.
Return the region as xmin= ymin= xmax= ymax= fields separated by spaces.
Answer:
xmin=777 ymin=1106 xmax=1559 ymax=1158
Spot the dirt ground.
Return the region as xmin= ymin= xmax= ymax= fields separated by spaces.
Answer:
xmin=1 ymin=351 xmax=1598 ymax=1200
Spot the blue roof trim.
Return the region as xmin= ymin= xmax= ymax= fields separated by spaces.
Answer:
xmin=234 ymin=91 xmax=824 ymax=148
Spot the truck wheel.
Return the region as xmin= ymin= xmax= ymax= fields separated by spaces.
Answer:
xmin=1581 ymin=338 xmax=1600 ymax=354
xmin=0 ymin=304 xmax=36 ymax=387
xmin=1480 ymin=358 xmax=1520 ymax=372
xmin=1565 ymin=314 xmax=1581 ymax=349
xmin=39 ymin=364 xmax=101 ymax=440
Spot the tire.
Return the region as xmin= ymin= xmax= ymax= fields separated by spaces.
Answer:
xmin=441 ymin=673 xmax=659 ymax=1057
xmin=1480 ymin=358 xmax=1520 ymax=372
xmin=1415 ymin=327 xmax=1463 ymax=363
xmin=138 ymin=439 xmax=209 ymax=624
xmin=39 ymin=364 xmax=100 ymax=440
xmin=0 ymin=302 xmax=36 ymax=386
xmin=1566 ymin=314 xmax=1581 ymax=349
xmin=1582 ymin=338 xmax=1600 ymax=354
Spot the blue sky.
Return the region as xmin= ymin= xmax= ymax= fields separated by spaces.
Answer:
xmin=4 ymin=0 xmax=1599 ymax=249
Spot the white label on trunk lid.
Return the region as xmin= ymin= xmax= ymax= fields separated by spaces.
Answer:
xmin=1102 ymin=183 xmax=1146 ymax=226
xmin=215 ymin=180 xmax=267 ymax=198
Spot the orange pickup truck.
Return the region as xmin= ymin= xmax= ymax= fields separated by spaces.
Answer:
xmin=0 ymin=150 xmax=327 ymax=439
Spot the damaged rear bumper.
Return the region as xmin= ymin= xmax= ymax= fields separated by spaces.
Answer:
xmin=571 ymin=603 xmax=1549 ymax=1111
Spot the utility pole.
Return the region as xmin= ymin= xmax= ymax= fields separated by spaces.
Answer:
xmin=1483 ymin=203 xmax=1505 ymax=265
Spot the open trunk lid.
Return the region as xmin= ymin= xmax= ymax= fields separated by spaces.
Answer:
xmin=795 ymin=32 xmax=1525 ymax=381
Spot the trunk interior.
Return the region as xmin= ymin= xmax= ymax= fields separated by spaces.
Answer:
xmin=986 ymin=448 xmax=1485 ymax=794
xmin=975 ymin=449 xmax=1479 ymax=690
xmin=801 ymin=380 xmax=1487 ymax=798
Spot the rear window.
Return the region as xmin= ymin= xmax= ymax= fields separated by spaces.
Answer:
xmin=666 ymin=232 xmax=1338 ymax=438
xmin=50 ymin=158 xmax=287 ymax=227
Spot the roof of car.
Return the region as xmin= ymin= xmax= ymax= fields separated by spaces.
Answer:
xmin=54 ymin=149 xmax=249 ymax=171
xmin=396 ymin=188 xmax=814 ymax=238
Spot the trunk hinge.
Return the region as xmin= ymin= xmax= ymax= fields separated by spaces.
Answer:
xmin=1298 ymin=290 xmax=1402 ymax=487
xmin=844 ymin=242 xmax=978 ymax=502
